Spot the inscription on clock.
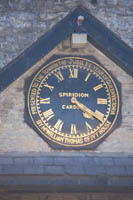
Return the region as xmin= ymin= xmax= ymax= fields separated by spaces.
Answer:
xmin=27 ymin=56 xmax=120 ymax=149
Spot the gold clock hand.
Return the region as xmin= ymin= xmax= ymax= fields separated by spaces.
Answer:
xmin=71 ymin=97 xmax=94 ymax=120
xmin=71 ymin=97 xmax=104 ymax=123
xmin=82 ymin=112 xmax=94 ymax=119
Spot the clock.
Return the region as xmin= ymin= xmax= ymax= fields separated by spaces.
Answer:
xmin=26 ymin=56 xmax=121 ymax=150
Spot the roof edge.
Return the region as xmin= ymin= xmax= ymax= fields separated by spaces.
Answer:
xmin=0 ymin=6 xmax=132 ymax=93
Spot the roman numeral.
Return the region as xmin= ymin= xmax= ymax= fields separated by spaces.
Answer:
xmin=85 ymin=121 xmax=92 ymax=132
xmin=71 ymin=124 xmax=77 ymax=135
xmin=44 ymin=82 xmax=54 ymax=91
xmin=69 ymin=68 xmax=78 ymax=79
xmin=54 ymin=71 xmax=64 ymax=82
xmin=84 ymin=72 xmax=91 ymax=82
xmin=95 ymin=110 xmax=104 ymax=119
xmin=40 ymin=97 xmax=50 ymax=104
xmin=43 ymin=109 xmax=54 ymax=121
xmin=54 ymin=119 xmax=64 ymax=131
xmin=93 ymin=84 xmax=103 ymax=91
xmin=97 ymin=98 xmax=107 ymax=104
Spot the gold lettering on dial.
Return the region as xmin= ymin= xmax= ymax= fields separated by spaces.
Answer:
xmin=54 ymin=70 xmax=64 ymax=82
xmin=40 ymin=97 xmax=50 ymax=104
xmin=84 ymin=72 xmax=91 ymax=82
xmin=97 ymin=98 xmax=107 ymax=104
xmin=69 ymin=68 xmax=78 ymax=79
xmin=54 ymin=119 xmax=64 ymax=131
xmin=43 ymin=108 xmax=54 ymax=121
xmin=44 ymin=82 xmax=54 ymax=91
xmin=85 ymin=121 xmax=92 ymax=132
xmin=95 ymin=110 xmax=104 ymax=120
xmin=71 ymin=124 xmax=77 ymax=135
xmin=93 ymin=84 xmax=103 ymax=91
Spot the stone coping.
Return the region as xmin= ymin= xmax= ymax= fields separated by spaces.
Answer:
xmin=0 ymin=152 xmax=133 ymax=156
xmin=0 ymin=152 xmax=133 ymax=193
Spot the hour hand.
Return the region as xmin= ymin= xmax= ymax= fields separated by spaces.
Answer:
xmin=71 ymin=97 xmax=104 ymax=123
xmin=71 ymin=97 xmax=94 ymax=120
xmin=83 ymin=112 xmax=94 ymax=119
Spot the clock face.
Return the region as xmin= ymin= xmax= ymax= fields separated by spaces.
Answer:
xmin=26 ymin=56 xmax=120 ymax=149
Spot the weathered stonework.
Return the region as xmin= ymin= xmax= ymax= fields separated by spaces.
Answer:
xmin=0 ymin=1 xmax=133 ymax=198
xmin=0 ymin=152 xmax=133 ymax=196
xmin=0 ymin=39 xmax=132 ymax=153
xmin=0 ymin=192 xmax=133 ymax=200
xmin=0 ymin=0 xmax=133 ymax=69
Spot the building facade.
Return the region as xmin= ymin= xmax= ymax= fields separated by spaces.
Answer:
xmin=0 ymin=1 xmax=133 ymax=199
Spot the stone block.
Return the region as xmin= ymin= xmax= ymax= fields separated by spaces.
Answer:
xmin=84 ymin=166 xmax=105 ymax=175
xmin=1 ymin=164 xmax=23 ymax=174
xmin=106 ymin=0 xmax=117 ymax=5
xmin=44 ymin=166 xmax=64 ymax=175
xmin=104 ymin=166 xmax=127 ymax=176
xmin=113 ymin=157 xmax=133 ymax=166
xmin=23 ymin=165 xmax=44 ymax=174
xmin=71 ymin=33 xmax=87 ymax=48
xmin=14 ymin=157 xmax=34 ymax=165
xmin=0 ymin=157 xmax=14 ymax=165
xmin=93 ymin=157 xmax=114 ymax=166
xmin=54 ymin=156 xmax=91 ymax=166
xmin=109 ymin=176 xmax=133 ymax=187
xmin=126 ymin=166 xmax=133 ymax=176
xmin=65 ymin=165 xmax=85 ymax=175
xmin=34 ymin=157 xmax=54 ymax=165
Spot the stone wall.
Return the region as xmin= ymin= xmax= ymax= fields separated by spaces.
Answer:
xmin=0 ymin=152 xmax=133 ymax=198
xmin=0 ymin=0 xmax=133 ymax=70
xmin=0 ymin=39 xmax=133 ymax=153
xmin=0 ymin=1 xmax=133 ymax=199
xmin=0 ymin=192 xmax=133 ymax=200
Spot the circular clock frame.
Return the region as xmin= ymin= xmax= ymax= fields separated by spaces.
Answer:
xmin=26 ymin=56 xmax=121 ymax=150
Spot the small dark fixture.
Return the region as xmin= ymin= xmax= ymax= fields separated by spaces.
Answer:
xmin=91 ymin=0 xmax=97 ymax=5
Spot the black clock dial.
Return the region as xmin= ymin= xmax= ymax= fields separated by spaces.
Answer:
xmin=27 ymin=57 xmax=120 ymax=149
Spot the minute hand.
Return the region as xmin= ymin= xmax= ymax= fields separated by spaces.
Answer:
xmin=71 ymin=97 xmax=104 ymax=123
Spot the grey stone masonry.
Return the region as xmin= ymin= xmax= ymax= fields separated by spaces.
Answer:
xmin=0 ymin=0 xmax=133 ymax=69
xmin=0 ymin=152 xmax=133 ymax=193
